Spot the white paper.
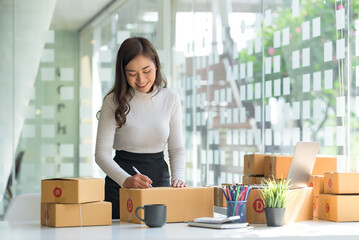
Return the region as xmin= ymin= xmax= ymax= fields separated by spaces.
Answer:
xmin=233 ymin=129 xmax=239 ymax=145
xmin=292 ymin=50 xmax=300 ymax=69
xmin=265 ymin=129 xmax=272 ymax=146
xmin=22 ymin=124 xmax=35 ymax=138
xmin=324 ymin=41 xmax=333 ymax=62
xmin=240 ymin=85 xmax=246 ymax=100
xmin=302 ymin=100 xmax=310 ymax=119
xmin=273 ymin=55 xmax=280 ymax=73
xmin=265 ymin=9 xmax=272 ymax=26
xmin=240 ymin=130 xmax=246 ymax=145
xmin=336 ymin=126 xmax=345 ymax=146
xmin=41 ymin=68 xmax=55 ymax=81
xmin=336 ymin=96 xmax=346 ymax=117
xmin=293 ymin=101 xmax=300 ymax=120
xmin=313 ymin=71 xmax=321 ymax=91
xmin=117 ymin=31 xmax=130 ymax=44
xmin=265 ymin=105 xmax=271 ymax=122
xmin=99 ymin=68 xmax=112 ymax=82
xmin=302 ymin=21 xmax=310 ymax=41
xmin=41 ymin=49 xmax=54 ymax=62
xmin=283 ymin=77 xmax=290 ymax=95
xmin=336 ymin=38 xmax=345 ymax=60
xmin=302 ymin=73 xmax=311 ymax=93
xmin=43 ymin=30 xmax=54 ymax=43
xmin=292 ymin=0 xmax=299 ymax=17
xmin=274 ymin=31 xmax=281 ymax=48
xmin=312 ymin=17 xmax=321 ymax=37
xmin=42 ymin=144 xmax=56 ymax=157
xmin=255 ymin=105 xmax=261 ymax=122
xmin=265 ymin=57 xmax=272 ymax=74
xmin=247 ymin=62 xmax=253 ymax=78
xmin=240 ymin=107 xmax=246 ymax=123
xmin=60 ymin=68 xmax=74 ymax=81
xmin=282 ymin=27 xmax=290 ymax=46
xmin=226 ymin=129 xmax=232 ymax=145
xmin=266 ymin=80 xmax=272 ymax=98
xmin=292 ymin=128 xmax=300 ymax=146
xmin=41 ymin=124 xmax=55 ymax=138
xmin=324 ymin=126 xmax=334 ymax=146
xmin=302 ymin=47 xmax=310 ymax=67
xmin=233 ymin=108 xmax=239 ymax=123
xmin=247 ymin=40 xmax=253 ymax=55
xmin=247 ymin=84 xmax=253 ymax=100
xmin=324 ymin=69 xmax=333 ymax=89
xmin=80 ymin=106 xmax=92 ymax=119
xmin=255 ymin=82 xmax=261 ymax=99
xmin=274 ymin=79 xmax=281 ymax=96
xmin=99 ymin=50 xmax=112 ymax=63
xmin=247 ymin=129 xmax=253 ymax=145
xmin=80 ymin=144 xmax=92 ymax=158
xmin=60 ymin=163 xmax=74 ymax=177
xmin=274 ymin=130 xmax=281 ymax=146
xmin=60 ymin=86 xmax=74 ymax=100
xmin=336 ymin=8 xmax=345 ymax=30
xmin=80 ymin=87 xmax=92 ymax=100
xmin=255 ymin=37 xmax=261 ymax=53
xmin=240 ymin=63 xmax=246 ymax=79
xmin=41 ymin=105 xmax=55 ymax=119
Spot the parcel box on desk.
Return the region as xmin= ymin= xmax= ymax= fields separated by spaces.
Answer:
xmin=309 ymin=175 xmax=324 ymax=197
xmin=318 ymin=194 xmax=359 ymax=222
xmin=41 ymin=201 xmax=112 ymax=227
xmin=41 ymin=178 xmax=104 ymax=203
xmin=244 ymin=154 xmax=269 ymax=175
xmin=264 ymin=156 xmax=337 ymax=179
xmin=246 ymin=187 xmax=313 ymax=224
xmin=324 ymin=172 xmax=359 ymax=194
xmin=313 ymin=196 xmax=319 ymax=218
xmin=120 ymin=187 xmax=213 ymax=224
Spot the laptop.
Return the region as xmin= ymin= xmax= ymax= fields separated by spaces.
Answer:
xmin=287 ymin=142 xmax=320 ymax=189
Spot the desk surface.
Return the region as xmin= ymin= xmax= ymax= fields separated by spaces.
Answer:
xmin=1 ymin=219 xmax=359 ymax=240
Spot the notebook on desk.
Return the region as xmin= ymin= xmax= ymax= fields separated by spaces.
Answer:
xmin=287 ymin=142 xmax=320 ymax=189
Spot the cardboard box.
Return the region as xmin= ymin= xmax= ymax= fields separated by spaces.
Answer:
xmin=41 ymin=178 xmax=104 ymax=204
xmin=318 ymin=194 xmax=359 ymax=222
xmin=214 ymin=187 xmax=227 ymax=207
xmin=313 ymin=196 xmax=319 ymax=218
xmin=242 ymin=175 xmax=263 ymax=185
xmin=264 ymin=156 xmax=337 ymax=179
xmin=41 ymin=201 xmax=112 ymax=227
xmin=246 ymin=187 xmax=313 ymax=224
xmin=120 ymin=187 xmax=213 ymax=224
xmin=324 ymin=172 xmax=359 ymax=194
xmin=244 ymin=154 xmax=268 ymax=175
xmin=308 ymin=175 xmax=324 ymax=197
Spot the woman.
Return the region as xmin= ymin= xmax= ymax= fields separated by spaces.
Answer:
xmin=95 ymin=37 xmax=187 ymax=219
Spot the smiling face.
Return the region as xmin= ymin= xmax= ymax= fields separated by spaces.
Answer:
xmin=124 ymin=54 xmax=157 ymax=93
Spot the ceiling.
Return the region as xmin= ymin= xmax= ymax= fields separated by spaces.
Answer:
xmin=50 ymin=0 xmax=115 ymax=30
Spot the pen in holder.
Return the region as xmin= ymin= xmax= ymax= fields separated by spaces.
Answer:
xmin=226 ymin=200 xmax=246 ymax=223
xmin=222 ymin=184 xmax=251 ymax=223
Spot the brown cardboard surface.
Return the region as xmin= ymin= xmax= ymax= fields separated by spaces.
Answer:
xmin=41 ymin=201 xmax=112 ymax=227
xmin=308 ymin=175 xmax=324 ymax=197
xmin=120 ymin=187 xmax=213 ymax=224
xmin=313 ymin=196 xmax=318 ymax=218
xmin=214 ymin=187 xmax=227 ymax=207
xmin=318 ymin=194 xmax=359 ymax=222
xmin=41 ymin=178 xmax=104 ymax=203
xmin=246 ymin=187 xmax=313 ymax=224
xmin=264 ymin=156 xmax=337 ymax=179
xmin=242 ymin=175 xmax=263 ymax=185
xmin=324 ymin=172 xmax=359 ymax=194
xmin=244 ymin=154 xmax=268 ymax=175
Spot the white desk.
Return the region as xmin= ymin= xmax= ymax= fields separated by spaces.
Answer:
xmin=1 ymin=219 xmax=359 ymax=240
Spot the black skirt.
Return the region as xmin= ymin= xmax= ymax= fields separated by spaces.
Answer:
xmin=105 ymin=150 xmax=170 ymax=219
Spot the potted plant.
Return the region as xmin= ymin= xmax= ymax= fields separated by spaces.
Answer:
xmin=259 ymin=178 xmax=291 ymax=227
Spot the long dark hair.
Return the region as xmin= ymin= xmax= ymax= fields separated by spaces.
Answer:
xmin=100 ymin=37 xmax=167 ymax=128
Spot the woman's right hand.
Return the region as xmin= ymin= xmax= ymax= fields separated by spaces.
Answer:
xmin=123 ymin=174 xmax=153 ymax=189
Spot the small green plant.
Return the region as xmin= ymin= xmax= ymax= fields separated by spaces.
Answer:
xmin=259 ymin=178 xmax=291 ymax=208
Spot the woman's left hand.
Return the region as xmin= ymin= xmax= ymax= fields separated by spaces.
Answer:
xmin=171 ymin=179 xmax=188 ymax=188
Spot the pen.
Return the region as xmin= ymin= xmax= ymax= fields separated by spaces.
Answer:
xmin=132 ymin=166 xmax=153 ymax=188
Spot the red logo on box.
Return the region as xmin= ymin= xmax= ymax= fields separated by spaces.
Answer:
xmin=127 ymin=198 xmax=133 ymax=213
xmin=328 ymin=179 xmax=332 ymax=189
xmin=326 ymin=203 xmax=330 ymax=213
xmin=247 ymin=161 xmax=250 ymax=169
xmin=53 ymin=187 xmax=62 ymax=197
xmin=45 ymin=210 xmax=49 ymax=220
xmin=269 ymin=163 xmax=272 ymax=172
xmin=313 ymin=202 xmax=316 ymax=212
xmin=253 ymin=199 xmax=264 ymax=213
xmin=309 ymin=182 xmax=313 ymax=187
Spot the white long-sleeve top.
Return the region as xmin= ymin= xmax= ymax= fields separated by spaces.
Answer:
xmin=95 ymin=87 xmax=185 ymax=187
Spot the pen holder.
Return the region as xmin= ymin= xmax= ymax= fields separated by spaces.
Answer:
xmin=226 ymin=201 xmax=246 ymax=223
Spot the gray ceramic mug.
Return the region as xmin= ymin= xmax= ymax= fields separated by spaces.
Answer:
xmin=135 ymin=204 xmax=167 ymax=227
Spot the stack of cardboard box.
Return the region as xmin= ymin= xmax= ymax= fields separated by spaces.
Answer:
xmin=319 ymin=172 xmax=359 ymax=222
xmin=242 ymin=154 xmax=269 ymax=185
xmin=308 ymin=175 xmax=324 ymax=218
xmin=41 ymin=178 xmax=112 ymax=227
